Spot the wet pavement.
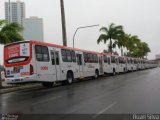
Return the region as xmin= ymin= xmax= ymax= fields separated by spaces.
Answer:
xmin=0 ymin=68 xmax=160 ymax=114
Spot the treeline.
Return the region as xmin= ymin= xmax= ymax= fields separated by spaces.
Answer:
xmin=97 ymin=23 xmax=150 ymax=58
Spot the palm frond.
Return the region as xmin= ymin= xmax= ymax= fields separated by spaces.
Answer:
xmin=100 ymin=27 xmax=108 ymax=33
xmin=97 ymin=34 xmax=109 ymax=44
xmin=0 ymin=20 xmax=24 ymax=45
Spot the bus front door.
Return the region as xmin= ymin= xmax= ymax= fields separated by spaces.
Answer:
xmin=99 ymin=56 xmax=103 ymax=75
xmin=76 ymin=54 xmax=83 ymax=78
xmin=50 ymin=50 xmax=61 ymax=81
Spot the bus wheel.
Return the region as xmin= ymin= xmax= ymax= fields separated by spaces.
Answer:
xmin=66 ymin=72 xmax=73 ymax=84
xmin=42 ymin=82 xmax=53 ymax=88
xmin=112 ymin=69 xmax=116 ymax=76
xmin=94 ymin=70 xmax=99 ymax=79
xmin=131 ymin=67 xmax=133 ymax=72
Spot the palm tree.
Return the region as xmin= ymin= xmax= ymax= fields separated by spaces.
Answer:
xmin=127 ymin=35 xmax=140 ymax=52
xmin=97 ymin=23 xmax=124 ymax=54
xmin=138 ymin=42 xmax=150 ymax=58
xmin=126 ymin=40 xmax=150 ymax=58
xmin=113 ymin=33 xmax=128 ymax=56
xmin=0 ymin=20 xmax=24 ymax=44
xmin=0 ymin=19 xmax=24 ymax=88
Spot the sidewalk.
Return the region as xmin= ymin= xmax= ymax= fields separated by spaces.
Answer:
xmin=0 ymin=81 xmax=42 ymax=94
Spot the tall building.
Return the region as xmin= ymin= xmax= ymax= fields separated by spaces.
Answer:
xmin=154 ymin=54 xmax=160 ymax=66
xmin=5 ymin=0 xmax=25 ymax=25
xmin=23 ymin=17 xmax=44 ymax=41
xmin=156 ymin=54 xmax=160 ymax=60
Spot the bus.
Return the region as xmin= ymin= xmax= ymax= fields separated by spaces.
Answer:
xmin=4 ymin=40 xmax=102 ymax=87
xmin=117 ymin=56 xmax=127 ymax=73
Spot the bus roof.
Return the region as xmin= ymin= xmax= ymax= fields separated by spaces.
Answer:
xmin=4 ymin=40 xmax=30 ymax=47
xmin=30 ymin=40 xmax=101 ymax=55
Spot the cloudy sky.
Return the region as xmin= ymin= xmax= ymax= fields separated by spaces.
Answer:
xmin=0 ymin=0 xmax=160 ymax=64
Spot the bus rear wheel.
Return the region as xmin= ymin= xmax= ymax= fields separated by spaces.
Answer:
xmin=94 ymin=70 xmax=99 ymax=79
xmin=66 ymin=72 xmax=73 ymax=84
xmin=42 ymin=82 xmax=53 ymax=88
xmin=112 ymin=69 xmax=116 ymax=76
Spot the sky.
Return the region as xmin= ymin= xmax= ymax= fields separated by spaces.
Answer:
xmin=0 ymin=0 xmax=160 ymax=64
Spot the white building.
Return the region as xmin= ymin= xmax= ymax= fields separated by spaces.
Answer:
xmin=5 ymin=0 xmax=25 ymax=25
xmin=23 ymin=17 xmax=44 ymax=41
xmin=156 ymin=54 xmax=160 ymax=60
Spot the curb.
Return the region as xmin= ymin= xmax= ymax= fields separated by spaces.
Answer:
xmin=0 ymin=84 xmax=42 ymax=94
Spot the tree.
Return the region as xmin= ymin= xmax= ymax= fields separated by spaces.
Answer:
xmin=113 ymin=33 xmax=128 ymax=56
xmin=137 ymin=42 xmax=150 ymax=58
xmin=0 ymin=20 xmax=24 ymax=44
xmin=126 ymin=35 xmax=140 ymax=52
xmin=0 ymin=19 xmax=24 ymax=88
xmin=126 ymin=41 xmax=150 ymax=58
xmin=97 ymin=23 xmax=124 ymax=54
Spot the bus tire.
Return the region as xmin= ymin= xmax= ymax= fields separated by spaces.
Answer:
xmin=112 ymin=69 xmax=116 ymax=76
xmin=131 ymin=67 xmax=133 ymax=72
xmin=42 ymin=82 xmax=53 ymax=88
xmin=66 ymin=71 xmax=74 ymax=84
xmin=94 ymin=69 xmax=99 ymax=79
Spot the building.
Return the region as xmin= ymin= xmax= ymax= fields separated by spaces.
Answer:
xmin=5 ymin=0 xmax=25 ymax=25
xmin=154 ymin=54 xmax=160 ymax=65
xmin=23 ymin=17 xmax=44 ymax=41
xmin=0 ymin=65 xmax=4 ymax=71
xmin=155 ymin=54 xmax=160 ymax=60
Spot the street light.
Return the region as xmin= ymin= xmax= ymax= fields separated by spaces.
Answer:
xmin=73 ymin=24 xmax=99 ymax=48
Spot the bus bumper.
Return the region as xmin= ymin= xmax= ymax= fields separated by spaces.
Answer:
xmin=5 ymin=74 xmax=36 ymax=84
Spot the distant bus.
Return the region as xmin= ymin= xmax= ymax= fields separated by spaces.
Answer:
xmin=4 ymin=40 xmax=102 ymax=87
xmin=102 ymin=54 xmax=127 ymax=75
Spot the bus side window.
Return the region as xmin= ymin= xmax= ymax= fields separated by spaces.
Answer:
xmin=116 ymin=58 xmax=119 ymax=65
xmin=104 ymin=56 xmax=108 ymax=63
xmin=35 ymin=45 xmax=49 ymax=62
xmin=108 ymin=57 xmax=111 ymax=64
xmin=111 ymin=56 xmax=115 ymax=63
xmin=61 ymin=49 xmax=67 ymax=62
xmin=66 ymin=50 xmax=72 ymax=62
xmin=76 ymin=54 xmax=82 ymax=65
xmin=71 ymin=51 xmax=76 ymax=62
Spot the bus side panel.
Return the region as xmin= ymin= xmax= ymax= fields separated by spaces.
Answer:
xmin=58 ymin=49 xmax=79 ymax=81
xmin=34 ymin=45 xmax=56 ymax=82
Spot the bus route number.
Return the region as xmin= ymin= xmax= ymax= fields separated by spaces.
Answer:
xmin=41 ymin=66 xmax=48 ymax=70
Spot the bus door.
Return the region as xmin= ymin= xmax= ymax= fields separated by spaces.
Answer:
xmin=116 ymin=57 xmax=119 ymax=72
xmin=106 ymin=56 xmax=112 ymax=73
xmin=99 ymin=56 xmax=103 ymax=74
xmin=76 ymin=54 xmax=83 ymax=78
xmin=50 ymin=50 xmax=61 ymax=81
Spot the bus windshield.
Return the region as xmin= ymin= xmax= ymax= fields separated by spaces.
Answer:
xmin=4 ymin=42 xmax=30 ymax=64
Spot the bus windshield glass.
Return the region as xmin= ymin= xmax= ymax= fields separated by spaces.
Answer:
xmin=4 ymin=42 xmax=30 ymax=64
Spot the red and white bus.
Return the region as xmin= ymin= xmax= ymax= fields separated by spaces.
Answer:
xmin=4 ymin=40 xmax=103 ymax=87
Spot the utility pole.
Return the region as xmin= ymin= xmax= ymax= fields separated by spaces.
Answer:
xmin=60 ymin=0 xmax=67 ymax=46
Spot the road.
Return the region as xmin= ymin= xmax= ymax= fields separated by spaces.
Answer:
xmin=0 ymin=68 xmax=160 ymax=116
